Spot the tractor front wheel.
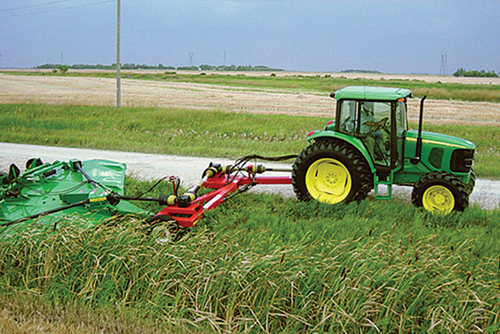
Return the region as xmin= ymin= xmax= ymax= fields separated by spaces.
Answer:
xmin=292 ymin=140 xmax=372 ymax=204
xmin=411 ymin=172 xmax=469 ymax=214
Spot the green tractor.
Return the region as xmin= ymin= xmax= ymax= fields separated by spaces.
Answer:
xmin=292 ymin=86 xmax=475 ymax=214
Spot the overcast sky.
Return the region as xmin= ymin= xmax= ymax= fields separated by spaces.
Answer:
xmin=1 ymin=0 xmax=499 ymax=74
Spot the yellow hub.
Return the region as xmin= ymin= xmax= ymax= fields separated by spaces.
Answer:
xmin=305 ymin=158 xmax=352 ymax=204
xmin=422 ymin=185 xmax=455 ymax=214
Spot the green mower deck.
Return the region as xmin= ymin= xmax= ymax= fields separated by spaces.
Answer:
xmin=0 ymin=158 xmax=150 ymax=238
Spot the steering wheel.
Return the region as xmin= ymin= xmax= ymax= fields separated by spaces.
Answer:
xmin=371 ymin=117 xmax=389 ymax=131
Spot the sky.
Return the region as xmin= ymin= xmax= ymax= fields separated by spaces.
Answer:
xmin=1 ymin=0 xmax=499 ymax=74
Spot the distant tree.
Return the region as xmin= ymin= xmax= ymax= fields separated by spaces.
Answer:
xmin=56 ymin=65 xmax=69 ymax=73
xmin=34 ymin=62 xmax=282 ymax=72
xmin=341 ymin=69 xmax=382 ymax=74
xmin=176 ymin=66 xmax=199 ymax=71
xmin=454 ymin=68 xmax=498 ymax=78
xmin=200 ymin=64 xmax=216 ymax=71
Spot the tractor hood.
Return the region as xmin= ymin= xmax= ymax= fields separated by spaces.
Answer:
xmin=406 ymin=130 xmax=476 ymax=150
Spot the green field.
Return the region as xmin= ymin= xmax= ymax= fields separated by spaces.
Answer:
xmin=1 ymin=103 xmax=499 ymax=178
xmin=1 ymin=85 xmax=500 ymax=332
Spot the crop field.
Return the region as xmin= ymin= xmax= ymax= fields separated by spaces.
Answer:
xmin=1 ymin=71 xmax=500 ymax=333
xmin=1 ymin=71 xmax=500 ymax=126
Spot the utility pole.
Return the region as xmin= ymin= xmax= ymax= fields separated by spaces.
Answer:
xmin=116 ymin=0 xmax=121 ymax=109
xmin=189 ymin=52 xmax=194 ymax=67
xmin=439 ymin=54 xmax=447 ymax=76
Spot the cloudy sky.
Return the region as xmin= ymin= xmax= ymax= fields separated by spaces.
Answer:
xmin=1 ymin=0 xmax=499 ymax=74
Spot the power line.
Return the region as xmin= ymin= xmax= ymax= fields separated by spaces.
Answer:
xmin=1 ymin=0 xmax=78 ymax=12
xmin=1 ymin=0 xmax=115 ymax=18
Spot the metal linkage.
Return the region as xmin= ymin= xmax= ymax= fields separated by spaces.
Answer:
xmin=152 ymin=160 xmax=293 ymax=228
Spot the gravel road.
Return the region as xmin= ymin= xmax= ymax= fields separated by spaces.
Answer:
xmin=1 ymin=142 xmax=498 ymax=210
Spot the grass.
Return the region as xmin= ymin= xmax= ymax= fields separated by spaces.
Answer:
xmin=5 ymin=70 xmax=500 ymax=102
xmin=1 ymin=73 xmax=499 ymax=333
xmin=1 ymin=103 xmax=499 ymax=178
xmin=0 ymin=104 xmax=321 ymax=158
xmin=1 ymin=181 xmax=500 ymax=333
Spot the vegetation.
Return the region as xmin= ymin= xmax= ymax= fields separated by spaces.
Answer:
xmin=35 ymin=63 xmax=282 ymax=72
xmin=341 ymin=69 xmax=382 ymax=74
xmin=199 ymin=64 xmax=283 ymax=72
xmin=1 ymin=180 xmax=500 ymax=333
xmin=1 ymin=75 xmax=499 ymax=332
xmin=10 ymin=69 xmax=500 ymax=102
xmin=454 ymin=68 xmax=498 ymax=78
xmin=36 ymin=63 xmax=176 ymax=70
xmin=0 ymin=104 xmax=499 ymax=179
xmin=56 ymin=64 xmax=69 ymax=74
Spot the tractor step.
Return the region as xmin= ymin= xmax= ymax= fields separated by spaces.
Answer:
xmin=373 ymin=172 xmax=393 ymax=200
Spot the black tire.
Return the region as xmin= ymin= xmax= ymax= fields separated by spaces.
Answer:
xmin=465 ymin=169 xmax=476 ymax=195
xmin=411 ymin=171 xmax=469 ymax=214
xmin=292 ymin=140 xmax=373 ymax=204
xmin=146 ymin=215 xmax=183 ymax=242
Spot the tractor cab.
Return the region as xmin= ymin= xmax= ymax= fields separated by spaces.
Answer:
xmin=327 ymin=86 xmax=413 ymax=194
xmin=335 ymin=93 xmax=409 ymax=171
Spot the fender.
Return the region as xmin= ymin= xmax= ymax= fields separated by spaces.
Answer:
xmin=306 ymin=130 xmax=377 ymax=173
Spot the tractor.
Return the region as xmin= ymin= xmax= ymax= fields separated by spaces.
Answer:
xmin=292 ymin=86 xmax=476 ymax=214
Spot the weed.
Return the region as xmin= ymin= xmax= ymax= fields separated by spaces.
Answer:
xmin=1 ymin=191 xmax=499 ymax=333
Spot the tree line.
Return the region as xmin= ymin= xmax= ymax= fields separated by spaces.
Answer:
xmin=35 ymin=63 xmax=283 ymax=72
xmin=453 ymin=68 xmax=498 ymax=78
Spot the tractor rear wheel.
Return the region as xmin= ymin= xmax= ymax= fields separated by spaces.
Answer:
xmin=292 ymin=140 xmax=372 ymax=204
xmin=411 ymin=171 xmax=469 ymax=214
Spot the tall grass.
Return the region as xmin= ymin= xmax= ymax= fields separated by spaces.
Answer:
xmin=0 ymin=103 xmax=322 ymax=158
xmin=1 ymin=191 xmax=499 ymax=333
xmin=1 ymin=103 xmax=499 ymax=178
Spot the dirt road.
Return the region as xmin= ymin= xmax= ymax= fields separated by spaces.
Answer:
xmin=1 ymin=142 xmax=498 ymax=211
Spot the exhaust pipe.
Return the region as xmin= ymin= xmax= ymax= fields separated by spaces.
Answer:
xmin=411 ymin=95 xmax=427 ymax=164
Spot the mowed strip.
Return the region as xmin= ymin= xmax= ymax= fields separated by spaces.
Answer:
xmin=1 ymin=74 xmax=500 ymax=126
xmin=0 ymin=74 xmax=331 ymax=116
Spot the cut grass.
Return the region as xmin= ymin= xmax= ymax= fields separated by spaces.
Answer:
xmin=1 ymin=103 xmax=499 ymax=178
xmin=6 ymin=70 xmax=500 ymax=102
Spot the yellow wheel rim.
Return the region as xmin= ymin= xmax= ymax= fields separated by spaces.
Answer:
xmin=305 ymin=158 xmax=352 ymax=204
xmin=422 ymin=185 xmax=455 ymax=214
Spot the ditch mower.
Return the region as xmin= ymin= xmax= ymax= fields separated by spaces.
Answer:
xmin=0 ymin=155 xmax=295 ymax=239
xmin=1 ymin=86 xmax=476 ymax=238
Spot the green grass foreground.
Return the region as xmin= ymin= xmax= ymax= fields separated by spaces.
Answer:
xmin=1 ymin=184 xmax=500 ymax=333
xmin=1 ymin=103 xmax=499 ymax=178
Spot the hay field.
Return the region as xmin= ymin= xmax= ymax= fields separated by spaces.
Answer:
xmin=1 ymin=72 xmax=499 ymax=126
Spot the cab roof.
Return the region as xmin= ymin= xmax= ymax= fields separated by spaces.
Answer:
xmin=333 ymin=86 xmax=413 ymax=101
